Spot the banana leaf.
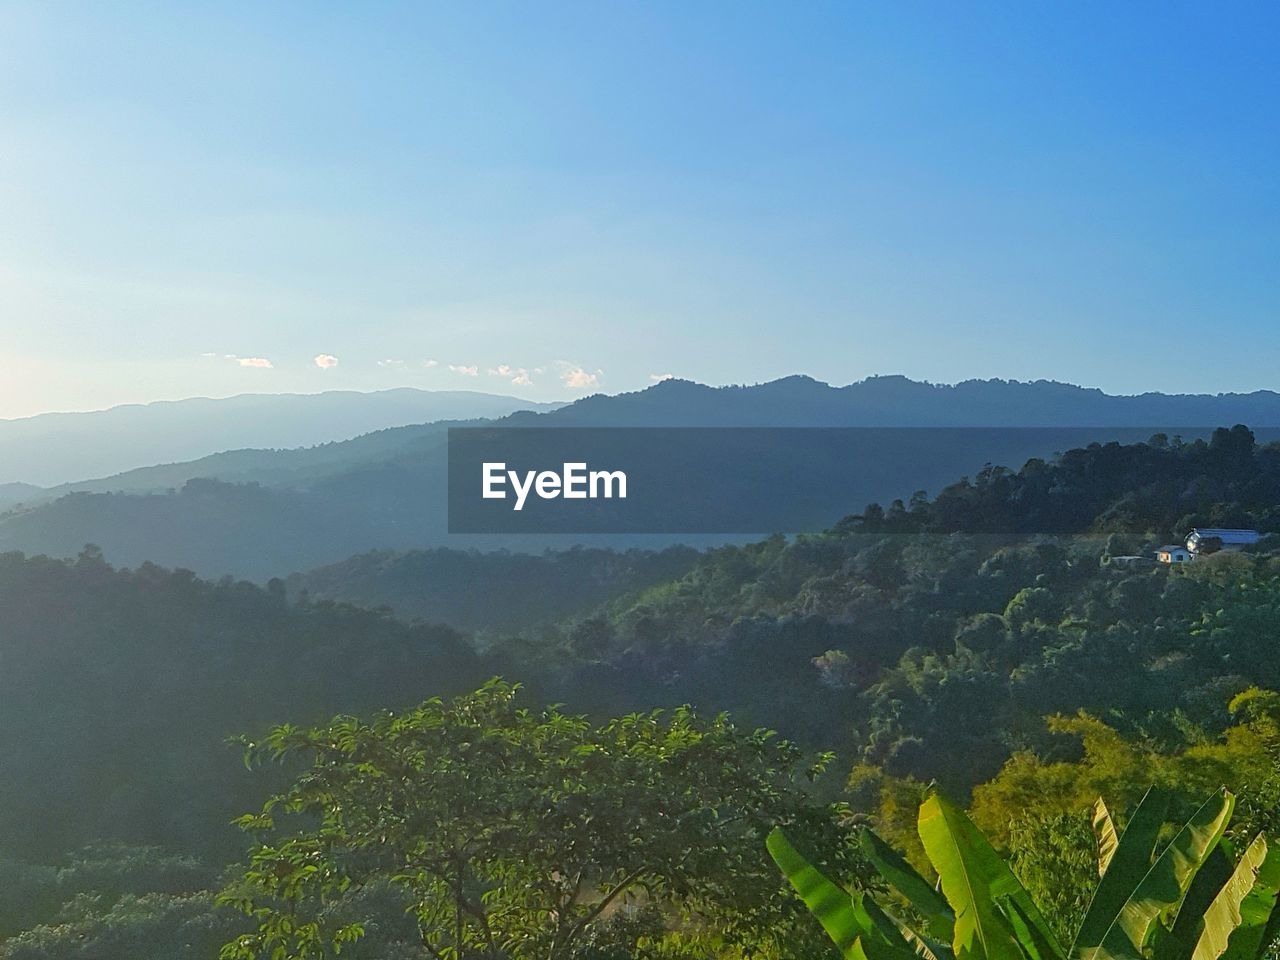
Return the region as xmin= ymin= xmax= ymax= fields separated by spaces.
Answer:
xmin=768 ymin=827 xmax=863 ymax=958
xmin=918 ymin=790 xmax=1064 ymax=960
xmin=854 ymin=935 xmax=939 ymax=960
xmin=856 ymin=890 xmax=911 ymax=945
xmin=1094 ymin=799 xmax=1121 ymax=879
xmin=861 ymin=827 xmax=955 ymax=941
xmin=1168 ymin=845 xmax=1234 ymax=958
xmin=879 ymin=904 xmax=956 ymax=960
xmin=1001 ymin=895 xmax=1065 ymax=960
xmin=1089 ymin=790 xmax=1235 ymax=960
xmin=900 ymin=919 xmax=955 ymax=960
xmin=1074 ymin=787 xmax=1170 ymax=959
xmin=1192 ymin=835 xmax=1280 ymax=960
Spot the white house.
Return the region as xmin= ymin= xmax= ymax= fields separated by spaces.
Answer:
xmin=1186 ymin=528 xmax=1261 ymax=556
xmin=1156 ymin=544 xmax=1192 ymax=564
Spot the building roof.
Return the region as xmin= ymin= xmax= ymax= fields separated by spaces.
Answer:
xmin=1158 ymin=545 xmax=1188 ymax=553
xmin=1188 ymin=528 xmax=1261 ymax=545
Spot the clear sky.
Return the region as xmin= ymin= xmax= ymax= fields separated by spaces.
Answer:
xmin=2 ymin=2 xmax=1278 ymax=418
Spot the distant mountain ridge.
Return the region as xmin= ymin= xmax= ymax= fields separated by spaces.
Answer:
xmin=531 ymin=375 xmax=1280 ymax=426
xmin=34 ymin=374 xmax=1280 ymax=501
xmin=4 ymin=374 xmax=1280 ymax=579
xmin=37 ymin=419 xmax=459 ymax=499
xmin=0 ymin=483 xmax=41 ymax=512
xmin=0 ymin=388 xmax=561 ymax=487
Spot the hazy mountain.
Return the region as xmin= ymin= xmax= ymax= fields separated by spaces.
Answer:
xmin=39 ymin=420 xmax=459 ymax=497
xmin=0 ymin=482 xmax=42 ymax=511
xmin=528 ymin=375 xmax=1280 ymax=426
xmin=31 ymin=375 xmax=1280 ymax=497
xmin=0 ymin=388 xmax=561 ymax=487
xmin=4 ymin=375 xmax=1280 ymax=579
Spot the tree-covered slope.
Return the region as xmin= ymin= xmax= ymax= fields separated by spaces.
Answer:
xmin=8 ymin=427 xmax=1280 ymax=872
xmin=0 ymin=549 xmax=485 ymax=862
xmin=287 ymin=544 xmax=701 ymax=631
xmin=494 ymin=428 xmax=1280 ymax=795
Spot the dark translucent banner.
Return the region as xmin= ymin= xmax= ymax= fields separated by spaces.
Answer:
xmin=447 ymin=426 xmax=1280 ymax=534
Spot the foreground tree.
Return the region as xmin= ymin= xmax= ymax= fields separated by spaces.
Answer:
xmin=220 ymin=679 xmax=856 ymax=960
xmin=771 ymin=786 xmax=1280 ymax=960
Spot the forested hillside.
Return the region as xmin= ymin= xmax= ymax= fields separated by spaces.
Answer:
xmin=490 ymin=427 xmax=1280 ymax=791
xmin=0 ymin=549 xmax=485 ymax=862
xmin=5 ymin=427 xmax=1280 ymax=855
xmin=6 ymin=428 xmax=1280 ymax=956
xmin=288 ymin=545 xmax=700 ymax=630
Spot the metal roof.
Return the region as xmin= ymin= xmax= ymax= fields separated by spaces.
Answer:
xmin=1188 ymin=528 xmax=1261 ymax=544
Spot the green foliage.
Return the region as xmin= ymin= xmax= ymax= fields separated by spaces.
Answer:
xmin=970 ymin=700 xmax=1280 ymax=849
xmin=765 ymin=830 xmax=866 ymax=957
xmin=1071 ymin=789 xmax=1170 ymax=959
xmin=0 ymin=892 xmax=241 ymax=960
xmin=11 ymin=431 xmax=1280 ymax=955
xmin=1193 ymin=835 xmax=1280 ymax=960
xmin=773 ymin=788 xmax=1280 ymax=960
xmin=1078 ymin=789 xmax=1234 ymax=960
xmin=0 ymin=842 xmax=217 ymax=938
xmin=0 ymin=548 xmax=484 ymax=862
xmin=858 ymin=825 xmax=953 ymax=940
xmin=852 ymin=426 xmax=1280 ymax=540
xmin=0 ymin=844 xmax=243 ymax=960
xmin=475 ymin=431 xmax=1280 ymax=770
xmin=12 ymin=431 xmax=1280 ymax=875
xmin=917 ymin=790 xmax=1060 ymax=960
xmin=1005 ymin=813 xmax=1097 ymax=945
xmin=221 ymin=680 xmax=857 ymax=960
xmin=289 ymin=545 xmax=701 ymax=632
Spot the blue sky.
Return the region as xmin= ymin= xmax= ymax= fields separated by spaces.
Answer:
xmin=2 ymin=2 xmax=1278 ymax=417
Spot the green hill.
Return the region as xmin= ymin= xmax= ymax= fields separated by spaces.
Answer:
xmin=7 ymin=428 xmax=1280 ymax=871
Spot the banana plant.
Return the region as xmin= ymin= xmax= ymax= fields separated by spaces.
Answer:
xmin=769 ymin=786 xmax=1280 ymax=960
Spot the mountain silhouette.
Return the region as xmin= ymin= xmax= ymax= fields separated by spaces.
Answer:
xmin=0 ymin=388 xmax=561 ymax=487
xmin=3 ymin=375 xmax=1280 ymax=578
xmin=529 ymin=375 xmax=1280 ymax=426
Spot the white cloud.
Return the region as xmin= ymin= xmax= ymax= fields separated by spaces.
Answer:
xmin=313 ymin=354 xmax=340 ymax=370
xmin=649 ymin=372 xmax=674 ymax=382
xmin=488 ymin=363 xmax=534 ymax=386
xmin=234 ymin=357 xmax=273 ymax=369
xmin=422 ymin=359 xmax=440 ymax=368
xmin=449 ymin=364 xmax=479 ymax=377
xmin=199 ymin=352 xmax=218 ymax=359
xmin=559 ymin=362 xmax=601 ymax=389
xmin=377 ymin=358 xmax=405 ymax=368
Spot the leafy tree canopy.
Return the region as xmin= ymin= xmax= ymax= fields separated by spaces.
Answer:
xmin=221 ymin=680 xmax=860 ymax=960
